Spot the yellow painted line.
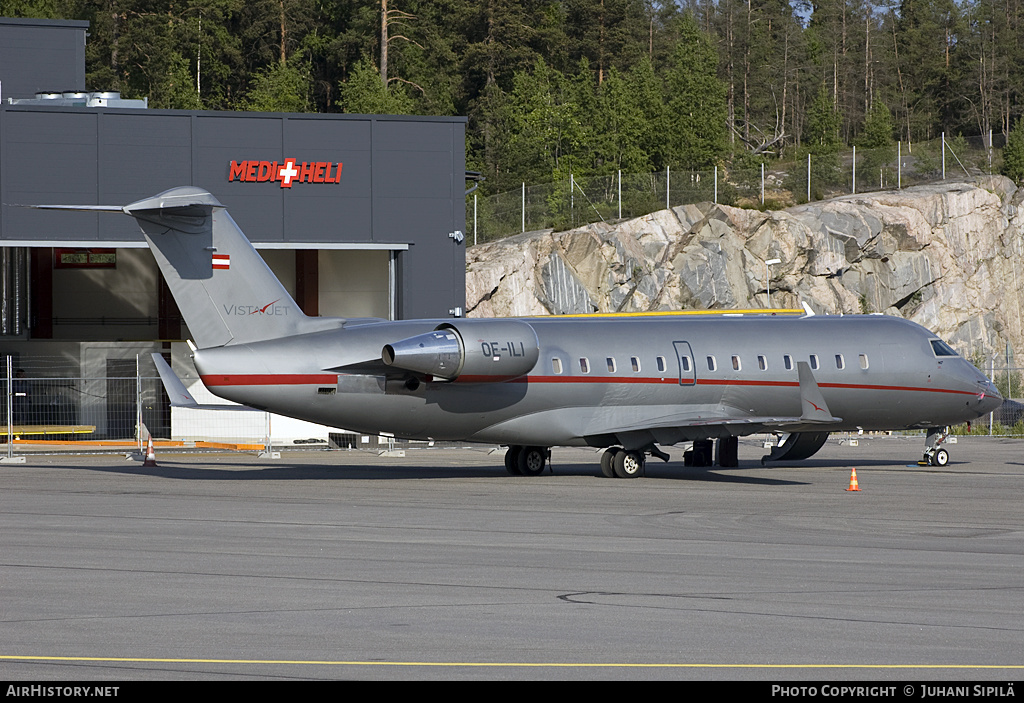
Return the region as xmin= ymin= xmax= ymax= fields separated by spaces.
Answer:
xmin=0 ymin=655 xmax=1020 ymax=669
xmin=542 ymin=309 xmax=805 ymax=319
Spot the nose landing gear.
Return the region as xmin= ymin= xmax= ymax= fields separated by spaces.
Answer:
xmin=921 ymin=427 xmax=951 ymax=466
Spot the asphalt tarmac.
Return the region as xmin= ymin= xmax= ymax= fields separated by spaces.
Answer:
xmin=0 ymin=435 xmax=1021 ymax=681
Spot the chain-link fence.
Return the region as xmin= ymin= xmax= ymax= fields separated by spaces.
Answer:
xmin=0 ymin=354 xmax=492 ymax=457
xmin=0 ymin=355 xmax=1019 ymax=459
xmin=469 ymin=133 xmax=1006 ymax=244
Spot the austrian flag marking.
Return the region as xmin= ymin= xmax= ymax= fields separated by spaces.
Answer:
xmin=212 ymin=254 xmax=230 ymax=270
xmin=228 ymin=159 xmax=344 ymax=188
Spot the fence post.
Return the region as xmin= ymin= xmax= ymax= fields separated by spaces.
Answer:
xmin=898 ymin=142 xmax=902 ymax=189
xmin=135 ymin=353 xmax=143 ymax=453
xmin=990 ymin=358 xmax=995 ymax=435
xmin=618 ymin=169 xmax=621 ymax=220
xmin=760 ymin=163 xmax=765 ymax=204
xmin=714 ymin=165 xmax=718 ymax=204
xmin=852 ymin=145 xmax=856 ymax=194
xmin=941 ymin=133 xmax=946 ymax=180
xmin=806 ymin=153 xmax=811 ymax=202
xmin=2 ymin=355 xmax=23 ymax=463
xmin=989 ymin=129 xmax=993 ymax=173
xmin=473 ymin=193 xmax=477 ymax=246
xmin=5 ymin=356 xmax=12 ymax=461
xmin=570 ymin=173 xmax=575 ymax=227
xmin=666 ymin=165 xmax=670 ymax=210
xmin=521 ymin=183 xmax=525 ymax=233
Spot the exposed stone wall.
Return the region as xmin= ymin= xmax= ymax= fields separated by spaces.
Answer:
xmin=465 ymin=176 xmax=1024 ymax=360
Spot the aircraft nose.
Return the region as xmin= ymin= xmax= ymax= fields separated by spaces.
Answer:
xmin=978 ymin=380 xmax=1003 ymax=415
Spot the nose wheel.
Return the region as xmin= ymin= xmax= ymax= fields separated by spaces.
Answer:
xmin=921 ymin=427 xmax=951 ymax=466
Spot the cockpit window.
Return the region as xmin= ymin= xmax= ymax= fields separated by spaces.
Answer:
xmin=930 ymin=339 xmax=958 ymax=357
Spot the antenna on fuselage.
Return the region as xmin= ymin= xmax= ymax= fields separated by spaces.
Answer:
xmin=801 ymin=301 xmax=816 ymax=317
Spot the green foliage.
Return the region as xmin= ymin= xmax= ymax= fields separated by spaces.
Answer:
xmin=339 ymin=57 xmax=416 ymax=115
xmin=1002 ymin=118 xmax=1024 ymax=184
xmin=11 ymin=0 xmax=1024 ymax=202
xmin=859 ymin=102 xmax=895 ymax=149
xmin=501 ymin=58 xmax=586 ymax=185
xmin=663 ymin=13 xmax=727 ymax=169
xmin=804 ymin=85 xmax=842 ymax=153
xmin=245 ymin=61 xmax=312 ymax=113
xmin=150 ymin=54 xmax=204 ymax=110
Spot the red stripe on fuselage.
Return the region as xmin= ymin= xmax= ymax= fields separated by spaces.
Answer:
xmin=201 ymin=374 xmax=338 ymax=386
xmin=200 ymin=372 xmax=978 ymax=396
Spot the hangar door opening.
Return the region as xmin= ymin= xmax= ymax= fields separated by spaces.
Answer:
xmin=319 ymin=250 xmax=393 ymax=320
xmin=258 ymin=249 xmax=395 ymax=321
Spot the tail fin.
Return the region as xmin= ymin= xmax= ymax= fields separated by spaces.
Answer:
xmin=123 ymin=187 xmax=338 ymax=348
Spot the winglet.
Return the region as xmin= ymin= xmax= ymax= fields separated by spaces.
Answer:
xmin=797 ymin=361 xmax=840 ymax=422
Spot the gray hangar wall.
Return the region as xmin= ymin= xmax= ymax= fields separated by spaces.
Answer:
xmin=0 ymin=105 xmax=467 ymax=321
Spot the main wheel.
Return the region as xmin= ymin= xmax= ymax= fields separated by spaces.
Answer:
xmin=613 ymin=449 xmax=644 ymax=479
xmin=600 ymin=448 xmax=621 ymax=478
xmin=517 ymin=445 xmax=548 ymax=476
xmin=931 ymin=448 xmax=949 ymax=466
xmin=504 ymin=445 xmax=522 ymax=475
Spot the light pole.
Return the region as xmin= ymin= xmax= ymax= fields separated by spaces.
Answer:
xmin=765 ymin=258 xmax=781 ymax=308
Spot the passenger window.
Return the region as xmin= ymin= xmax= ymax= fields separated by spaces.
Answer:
xmin=656 ymin=356 xmax=666 ymax=373
xmin=606 ymin=357 xmax=616 ymax=373
xmin=631 ymin=357 xmax=641 ymax=373
xmin=758 ymin=355 xmax=767 ymax=371
xmin=835 ymin=354 xmax=845 ymax=369
xmin=552 ymin=358 xmax=562 ymax=374
xmin=579 ymin=358 xmax=590 ymax=373
xmin=809 ymin=354 xmax=819 ymax=370
xmin=681 ymin=356 xmax=691 ymax=372
xmin=732 ymin=355 xmax=741 ymax=371
xmin=784 ymin=354 xmax=793 ymax=370
xmin=859 ymin=354 xmax=869 ymax=370
xmin=707 ymin=355 xmax=716 ymax=372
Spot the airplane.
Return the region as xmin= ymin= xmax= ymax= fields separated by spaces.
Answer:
xmin=29 ymin=186 xmax=1003 ymax=476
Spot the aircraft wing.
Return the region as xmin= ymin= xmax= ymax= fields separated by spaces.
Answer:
xmin=583 ymin=410 xmax=842 ymax=437
xmin=581 ymin=361 xmax=842 ymax=437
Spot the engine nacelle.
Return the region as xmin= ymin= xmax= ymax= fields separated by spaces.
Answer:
xmin=382 ymin=319 xmax=540 ymax=382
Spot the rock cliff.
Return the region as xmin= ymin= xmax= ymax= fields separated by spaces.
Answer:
xmin=465 ymin=176 xmax=1024 ymax=361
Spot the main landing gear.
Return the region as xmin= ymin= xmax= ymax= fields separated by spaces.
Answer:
xmin=921 ymin=427 xmax=951 ymax=467
xmin=504 ymin=437 xmax=738 ymax=479
xmin=600 ymin=447 xmax=646 ymax=478
xmin=504 ymin=445 xmax=550 ymax=476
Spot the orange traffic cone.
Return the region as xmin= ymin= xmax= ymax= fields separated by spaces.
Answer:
xmin=143 ymin=436 xmax=157 ymax=468
xmin=846 ymin=467 xmax=860 ymax=491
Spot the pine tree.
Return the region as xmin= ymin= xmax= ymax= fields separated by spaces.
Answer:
xmin=1002 ymin=118 xmax=1024 ymax=184
xmin=663 ymin=13 xmax=727 ymax=168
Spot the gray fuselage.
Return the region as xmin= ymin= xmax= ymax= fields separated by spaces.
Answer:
xmin=192 ymin=314 xmax=1001 ymax=449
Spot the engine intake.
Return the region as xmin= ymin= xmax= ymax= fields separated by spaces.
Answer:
xmin=382 ymin=319 xmax=539 ymax=382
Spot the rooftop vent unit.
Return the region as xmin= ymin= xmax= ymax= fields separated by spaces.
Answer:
xmin=4 ymin=90 xmax=147 ymax=109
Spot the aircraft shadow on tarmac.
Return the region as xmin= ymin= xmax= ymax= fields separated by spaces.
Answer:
xmin=60 ymin=457 xmax=854 ymax=486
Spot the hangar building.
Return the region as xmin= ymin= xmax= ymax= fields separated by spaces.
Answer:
xmin=0 ymin=16 xmax=468 ymax=442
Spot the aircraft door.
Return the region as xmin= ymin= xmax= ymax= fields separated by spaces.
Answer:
xmin=673 ymin=341 xmax=696 ymax=386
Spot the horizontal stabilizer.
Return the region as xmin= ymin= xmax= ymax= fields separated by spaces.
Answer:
xmin=151 ymin=353 xmax=260 ymax=412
